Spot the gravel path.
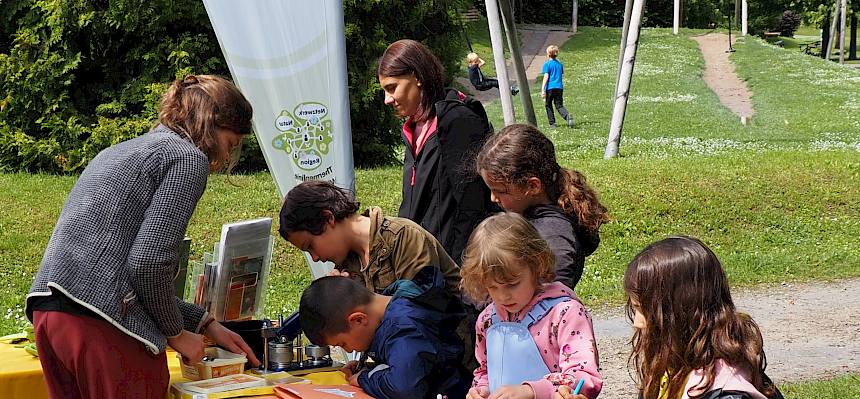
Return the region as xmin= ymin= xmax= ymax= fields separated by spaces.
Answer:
xmin=690 ymin=33 xmax=755 ymax=121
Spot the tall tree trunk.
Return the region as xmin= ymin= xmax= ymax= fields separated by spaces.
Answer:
xmin=605 ymin=0 xmax=646 ymax=159
xmin=839 ymin=0 xmax=847 ymax=64
xmin=823 ymin=9 xmax=831 ymax=59
xmin=850 ymin=13 xmax=857 ymax=60
xmin=615 ymin=0 xmax=634 ymax=103
xmin=499 ymin=0 xmax=537 ymax=125
xmin=485 ymin=0 xmax=516 ymax=125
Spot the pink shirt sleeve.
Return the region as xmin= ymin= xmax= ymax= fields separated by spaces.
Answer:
xmin=523 ymin=301 xmax=603 ymax=399
xmin=472 ymin=307 xmax=493 ymax=389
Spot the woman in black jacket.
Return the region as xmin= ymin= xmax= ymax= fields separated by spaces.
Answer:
xmin=377 ymin=39 xmax=495 ymax=264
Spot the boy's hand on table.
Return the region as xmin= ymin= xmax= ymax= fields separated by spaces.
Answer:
xmin=341 ymin=360 xmax=359 ymax=379
xmin=467 ymin=386 xmax=489 ymax=399
xmin=553 ymin=385 xmax=587 ymax=399
xmin=488 ymin=384 xmax=534 ymax=399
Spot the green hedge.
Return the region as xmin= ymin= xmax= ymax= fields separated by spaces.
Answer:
xmin=0 ymin=0 xmax=468 ymax=173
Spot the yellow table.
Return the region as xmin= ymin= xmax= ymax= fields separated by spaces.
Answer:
xmin=0 ymin=343 xmax=346 ymax=399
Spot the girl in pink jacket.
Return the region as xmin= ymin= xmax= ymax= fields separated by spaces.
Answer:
xmin=460 ymin=212 xmax=602 ymax=399
xmin=609 ymin=236 xmax=783 ymax=399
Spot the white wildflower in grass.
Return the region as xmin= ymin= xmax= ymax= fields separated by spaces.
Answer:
xmin=810 ymin=132 xmax=860 ymax=151
xmin=630 ymin=93 xmax=697 ymax=103
xmin=840 ymin=97 xmax=860 ymax=110
xmin=632 ymin=63 xmax=666 ymax=77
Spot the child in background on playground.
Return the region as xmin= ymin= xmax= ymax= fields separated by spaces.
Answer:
xmin=278 ymin=180 xmax=461 ymax=297
xmin=608 ymin=236 xmax=784 ymax=399
xmin=476 ymin=124 xmax=608 ymax=291
xmin=541 ymin=45 xmax=574 ymax=128
xmin=466 ymin=52 xmax=519 ymax=95
xmin=461 ymin=212 xmax=602 ymax=399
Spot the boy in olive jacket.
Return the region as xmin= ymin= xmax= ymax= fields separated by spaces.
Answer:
xmin=278 ymin=180 xmax=460 ymax=296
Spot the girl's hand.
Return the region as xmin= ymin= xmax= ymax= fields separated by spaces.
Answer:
xmin=203 ymin=320 xmax=262 ymax=367
xmin=467 ymin=386 xmax=490 ymax=399
xmin=488 ymin=384 xmax=534 ymax=399
xmin=553 ymin=385 xmax=588 ymax=399
xmin=168 ymin=330 xmax=205 ymax=365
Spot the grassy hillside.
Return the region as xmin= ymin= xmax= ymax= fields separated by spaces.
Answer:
xmin=2 ymin=27 xmax=858 ymax=342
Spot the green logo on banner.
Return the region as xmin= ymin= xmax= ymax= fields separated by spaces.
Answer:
xmin=272 ymin=102 xmax=333 ymax=171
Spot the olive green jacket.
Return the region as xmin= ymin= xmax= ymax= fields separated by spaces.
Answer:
xmin=337 ymin=207 xmax=461 ymax=297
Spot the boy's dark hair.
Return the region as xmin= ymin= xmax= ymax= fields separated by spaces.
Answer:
xmin=299 ymin=276 xmax=374 ymax=345
xmin=377 ymin=39 xmax=446 ymax=123
xmin=278 ymin=180 xmax=360 ymax=238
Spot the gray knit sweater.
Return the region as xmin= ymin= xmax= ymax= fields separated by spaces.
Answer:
xmin=27 ymin=125 xmax=211 ymax=354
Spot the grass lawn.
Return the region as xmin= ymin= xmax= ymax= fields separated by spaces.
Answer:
xmin=1 ymin=24 xmax=858 ymax=392
xmin=782 ymin=373 xmax=860 ymax=398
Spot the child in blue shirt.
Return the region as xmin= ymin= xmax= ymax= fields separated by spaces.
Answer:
xmin=541 ymin=45 xmax=573 ymax=128
xmin=300 ymin=267 xmax=471 ymax=399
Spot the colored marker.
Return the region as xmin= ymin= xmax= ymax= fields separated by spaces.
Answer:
xmin=572 ymin=377 xmax=586 ymax=395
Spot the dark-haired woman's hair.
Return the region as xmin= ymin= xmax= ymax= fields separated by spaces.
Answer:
xmin=624 ymin=236 xmax=779 ymax=399
xmin=476 ymin=124 xmax=609 ymax=233
xmin=278 ymin=180 xmax=361 ymax=238
xmin=377 ymin=39 xmax=446 ymax=122
xmin=158 ymin=75 xmax=253 ymax=172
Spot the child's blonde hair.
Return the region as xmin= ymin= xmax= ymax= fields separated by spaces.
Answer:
xmin=546 ymin=45 xmax=560 ymax=58
xmin=460 ymin=212 xmax=555 ymax=303
xmin=466 ymin=52 xmax=480 ymax=64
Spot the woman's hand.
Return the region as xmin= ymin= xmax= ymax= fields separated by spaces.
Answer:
xmin=553 ymin=385 xmax=588 ymax=399
xmin=203 ymin=320 xmax=261 ymax=367
xmin=488 ymin=384 xmax=535 ymax=399
xmin=467 ymin=386 xmax=490 ymax=399
xmin=168 ymin=330 xmax=205 ymax=365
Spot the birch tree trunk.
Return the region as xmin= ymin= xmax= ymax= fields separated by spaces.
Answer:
xmin=605 ymin=0 xmax=646 ymax=159
xmin=485 ymin=0 xmax=516 ymax=125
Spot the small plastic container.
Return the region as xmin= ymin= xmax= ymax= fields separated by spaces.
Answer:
xmin=179 ymin=347 xmax=247 ymax=380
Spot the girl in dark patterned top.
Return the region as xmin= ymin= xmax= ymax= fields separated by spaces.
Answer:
xmin=27 ymin=75 xmax=260 ymax=398
xmin=477 ymin=124 xmax=609 ymax=291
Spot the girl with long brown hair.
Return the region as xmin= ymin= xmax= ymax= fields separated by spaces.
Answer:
xmin=619 ymin=236 xmax=782 ymax=399
xmin=476 ymin=124 xmax=608 ymax=290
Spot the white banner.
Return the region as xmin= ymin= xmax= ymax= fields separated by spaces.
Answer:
xmin=204 ymin=0 xmax=354 ymax=278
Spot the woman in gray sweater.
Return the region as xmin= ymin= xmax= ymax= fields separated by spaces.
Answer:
xmin=26 ymin=75 xmax=260 ymax=398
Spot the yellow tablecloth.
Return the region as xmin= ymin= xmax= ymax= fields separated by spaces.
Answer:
xmin=0 ymin=343 xmax=346 ymax=399
xmin=0 ymin=342 xmax=49 ymax=399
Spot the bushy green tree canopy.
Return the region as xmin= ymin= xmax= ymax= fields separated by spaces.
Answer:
xmin=0 ymin=0 xmax=467 ymax=173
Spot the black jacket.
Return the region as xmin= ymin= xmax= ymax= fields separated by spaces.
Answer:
xmin=399 ymin=89 xmax=495 ymax=263
xmin=524 ymin=204 xmax=600 ymax=290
